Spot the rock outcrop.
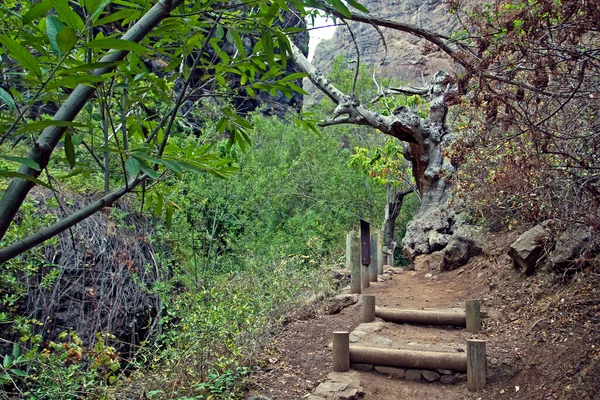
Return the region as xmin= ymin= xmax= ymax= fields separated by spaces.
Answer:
xmin=307 ymin=0 xmax=458 ymax=104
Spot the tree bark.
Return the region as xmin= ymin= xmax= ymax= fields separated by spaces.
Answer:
xmin=383 ymin=185 xmax=413 ymax=260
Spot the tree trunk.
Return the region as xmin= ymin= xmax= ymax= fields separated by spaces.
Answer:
xmin=290 ymin=43 xmax=459 ymax=261
xmin=382 ymin=184 xmax=413 ymax=261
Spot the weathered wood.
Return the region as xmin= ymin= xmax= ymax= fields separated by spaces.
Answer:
xmin=350 ymin=346 xmax=467 ymax=372
xmin=377 ymin=230 xmax=384 ymax=275
xmin=467 ymin=339 xmax=486 ymax=391
xmin=362 ymin=295 xmax=376 ymax=323
xmin=333 ymin=331 xmax=350 ymax=372
xmin=361 ymin=265 xmax=370 ymax=289
xmin=347 ymin=231 xmax=361 ymax=294
xmin=375 ymin=308 xmax=466 ymax=326
xmin=465 ymin=299 xmax=481 ymax=333
xmin=369 ymin=232 xmax=378 ymax=282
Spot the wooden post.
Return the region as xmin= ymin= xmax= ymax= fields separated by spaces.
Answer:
xmin=377 ymin=230 xmax=384 ymax=275
xmin=467 ymin=339 xmax=486 ymax=391
xmin=362 ymin=295 xmax=376 ymax=323
xmin=347 ymin=231 xmax=361 ymax=294
xmin=465 ymin=299 xmax=481 ymax=333
xmin=361 ymin=265 xmax=370 ymax=289
xmin=369 ymin=232 xmax=378 ymax=282
xmin=333 ymin=331 xmax=350 ymax=372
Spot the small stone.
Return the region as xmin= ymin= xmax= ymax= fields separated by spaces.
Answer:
xmin=350 ymin=363 xmax=374 ymax=372
xmin=374 ymin=366 xmax=405 ymax=378
xmin=440 ymin=375 xmax=456 ymax=384
xmin=491 ymin=357 xmax=498 ymax=365
xmin=457 ymin=269 xmax=465 ymax=275
xmin=378 ymin=275 xmax=392 ymax=282
xmin=454 ymin=373 xmax=467 ymax=381
xmin=437 ymin=369 xmax=453 ymax=375
xmin=421 ymin=370 xmax=440 ymax=382
xmin=425 ymin=273 xmax=433 ymax=278
xmin=405 ymin=369 xmax=422 ymax=381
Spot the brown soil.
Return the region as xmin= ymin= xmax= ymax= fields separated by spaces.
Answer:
xmin=248 ymin=230 xmax=600 ymax=400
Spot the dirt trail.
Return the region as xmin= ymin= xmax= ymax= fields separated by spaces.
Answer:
xmin=249 ymin=268 xmax=490 ymax=399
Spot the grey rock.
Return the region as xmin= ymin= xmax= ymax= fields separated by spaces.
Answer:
xmin=551 ymin=224 xmax=595 ymax=270
xmin=374 ymin=366 xmax=405 ymax=377
xmin=421 ymin=370 xmax=441 ymax=382
xmin=349 ymin=330 xmax=367 ymax=343
xmin=425 ymin=273 xmax=433 ymax=278
xmin=454 ymin=372 xmax=467 ymax=381
xmin=326 ymin=294 xmax=359 ymax=315
xmin=440 ymin=374 xmax=456 ymax=384
xmin=315 ymin=372 xmax=364 ymax=399
xmin=405 ymin=369 xmax=422 ymax=381
xmin=351 ymin=363 xmax=374 ymax=371
xmin=437 ymin=369 xmax=453 ymax=375
xmin=509 ymin=224 xmax=551 ymax=274
xmin=441 ymin=236 xmax=483 ymax=271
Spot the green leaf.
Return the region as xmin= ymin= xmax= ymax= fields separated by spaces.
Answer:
xmin=57 ymin=27 xmax=77 ymax=55
xmin=23 ymin=1 xmax=52 ymax=25
xmin=85 ymin=0 xmax=112 ymax=21
xmin=14 ymin=120 xmax=87 ymax=135
xmin=82 ymin=38 xmax=146 ymax=54
xmin=330 ymin=0 xmax=352 ymax=18
xmin=54 ymin=0 xmax=85 ymax=30
xmin=0 ymin=155 xmax=41 ymax=171
xmin=64 ymin=132 xmax=76 ymax=168
xmin=0 ymin=87 xmax=16 ymax=111
xmin=12 ymin=343 xmax=19 ymax=359
xmin=139 ymin=161 xmax=158 ymax=180
xmin=165 ymin=205 xmax=173 ymax=228
xmin=346 ymin=0 xmax=369 ymax=13
xmin=0 ymin=171 xmax=54 ymax=190
xmin=46 ymin=75 xmax=106 ymax=90
xmin=261 ymin=31 xmax=274 ymax=62
xmin=46 ymin=16 xmax=65 ymax=55
xmin=9 ymin=369 xmax=28 ymax=378
xmin=56 ymin=61 xmax=122 ymax=75
xmin=3 ymin=355 xmax=10 ymax=369
xmin=125 ymin=156 xmax=141 ymax=177
xmin=0 ymin=35 xmax=42 ymax=78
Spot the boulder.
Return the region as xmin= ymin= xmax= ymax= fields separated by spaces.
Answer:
xmin=508 ymin=223 xmax=551 ymax=274
xmin=326 ymin=294 xmax=358 ymax=315
xmin=440 ymin=236 xmax=482 ymax=271
xmin=551 ymin=224 xmax=595 ymax=270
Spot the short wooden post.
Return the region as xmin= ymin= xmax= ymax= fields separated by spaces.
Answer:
xmin=369 ymin=232 xmax=378 ymax=282
xmin=361 ymin=265 xmax=370 ymax=289
xmin=333 ymin=331 xmax=350 ymax=372
xmin=467 ymin=339 xmax=486 ymax=391
xmin=347 ymin=231 xmax=361 ymax=294
xmin=377 ymin=230 xmax=384 ymax=275
xmin=362 ymin=295 xmax=376 ymax=323
xmin=465 ymin=299 xmax=481 ymax=333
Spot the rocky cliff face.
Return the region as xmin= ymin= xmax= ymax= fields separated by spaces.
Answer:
xmin=307 ymin=0 xmax=458 ymax=103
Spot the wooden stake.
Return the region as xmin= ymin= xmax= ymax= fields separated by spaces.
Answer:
xmin=362 ymin=295 xmax=376 ymax=322
xmin=467 ymin=339 xmax=486 ymax=391
xmin=361 ymin=265 xmax=370 ymax=289
xmin=465 ymin=299 xmax=481 ymax=333
xmin=333 ymin=331 xmax=350 ymax=372
xmin=377 ymin=230 xmax=384 ymax=275
xmin=369 ymin=232 xmax=378 ymax=282
xmin=347 ymin=231 xmax=361 ymax=294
